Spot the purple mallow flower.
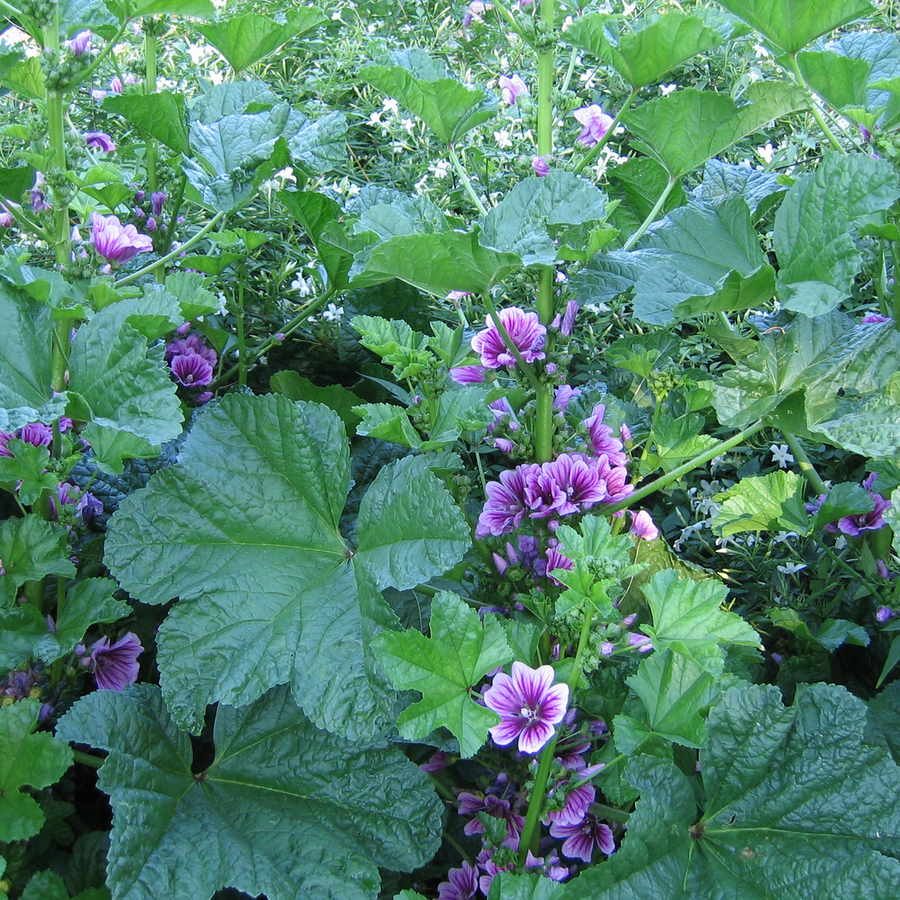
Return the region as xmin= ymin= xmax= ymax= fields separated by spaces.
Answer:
xmin=863 ymin=313 xmax=891 ymax=324
xmin=532 ymin=155 xmax=551 ymax=176
xmin=574 ymin=105 xmax=615 ymax=148
xmin=450 ymin=364 xmax=487 ymax=384
xmin=582 ymin=404 xmax=627 ymax=466
xmin=462 ymin=0 xmax=492 ymax=27
xmin=150 ymin=191 xmax=167 ymax=217
xmin=67 ymin=30 xmax=92 ymax=56
xmin=550 ymin=813 xmax=615 ymax=862
xmin=483 ymin=661 xmax=569 ymax=754
xmin=472 ymin=307 xmax=547 ymax=368
xmin=91 ymin=212 xmax=153 ymax=263
xmin=438 ymin=862 xmax=479 ymax=900
xmin=544 ymin=783 xmax=596 ymax=828
xmin=499 ymin=74 xmax=528 ymax=105
xmin=31 ymin=172 xmax=49 ymax=213
xmin=90 ymin=632 xmax=142 ymax=691
xmin=630 ymin=509 xmax=659 ymax=541
xmin=525 ymin=454 xmax=608 ymax=518
xmin=477 ymin=464 xmax=535 ymax=537
xmin=166 ymin=333 xmax=217 ymax=368
xmin=84 ymin=131 xmax=116 ymax=152
xmin=170 ymin=353 xmax=213 ymax=387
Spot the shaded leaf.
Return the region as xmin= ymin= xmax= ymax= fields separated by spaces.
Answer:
xmin=0 ymin=700 xmax=73 ymax=842
xmin=0 ymin=515 xmax=76 ymax=607
xmin=57 ymin=685 xmax=442 ymax=900
xmin=102 ymin=92 xmax=190 ymax=156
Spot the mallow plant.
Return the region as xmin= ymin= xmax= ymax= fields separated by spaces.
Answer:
xmin=3 ymin=0 xmax=900 ymax=898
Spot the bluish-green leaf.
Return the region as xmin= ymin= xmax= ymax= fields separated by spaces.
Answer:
xmin=0 ymin=700 xmax=73 ymax=842
xmin=796 ymin=50 xmax=870 ymax=111
xmin=355 ymin=455 xmax=471 ymax=591
xmin=57 ymin=684 xmax=442 ymax=900
xmin=563 ymin=11 xmax=725 ymax=87
xmin=568 ymin=683 xmax=900 ymax=899
xmin=374 ymin=591 xmax=510 ymax=756
xmin=480 ymin=171 xmax=607 ymax=267
xmin=67 ymin=301 xmax=183 ymax=448
xmin=189 ymin=80 xmax=277 ymax=123
xmin=196 ymin=9 xmax=327 ymax=72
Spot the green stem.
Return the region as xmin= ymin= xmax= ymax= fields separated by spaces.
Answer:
xmin=73 ymin=22 xmax=129 ymax=89
xmin=235 ymin=261 xmax=247 ymax=386
xmin=43 ymin=10 xmax=70 ymax=268
xmin=622 ymin=175 xmax=676 ymax=251
xmin=787 ymin=53 xmax=844 ymax=153
xmin=0 ymin=0 xmax=24 ymax=17
xmin=605 ymin=419 xmax=767 ymax=515
xmin=114 ymin=212 xmax=226 ymax=287
xmin=73 ymin=749 xmax=104 ymax=769
xmin=891 ymin=238 xmax=900 ymax=325
xmin=559 ymin=45 xmax=578 ymax=95
xmin=780 ymin=430 xmax=828 ymax=495
xmin=481 ymin=292 xmax=543 ymax=392
xmin=489 ymin=0 xmax=534 ymax=46
xmin=534 ymin=384 xmax=553 ymax=463
xmin=212 ymin=286 xmax=336 ymax=388
xmin=815 ymin=538 xmax=882 ymax=600
xmin=517 ymin=733 xmax=559 ymax=865
xmin=144 ymin=25 xmax=159 ymax=196
xmin=448 ymin=144 xmax=488 ymax=216
xmin=573 ymin=88 xmax=637 ymax=176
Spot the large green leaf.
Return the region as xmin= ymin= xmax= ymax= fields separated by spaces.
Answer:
xmin=634 ymin=195 xmax=772 ymax=324
xmin=0 ymin=286 xmax=66 ymax=429
xmin=67 ymin=300 xmax=184 ymax=449
xmin=355 ymin=455 xmax=472 ymax=590
xmin=360 ymin=65 xmax=494 ymax=144
xmin=196 ymin=9 xmax=327 ymax=72
xmin=796 ymin=51 xmax=870 ymax=111
xmin=373 ymin=591 xmax=511 ymax=757
xmin=104 ymin=394 xmax=469 ymax=736
xmin=563 ymin=11 xmax=724 ymax=87
xmin=279 ymin=191 xmax=354 ymax=292
xmin=642 ymin=569 xmax=760 ymax=664
xmin=57 ymin=684 xmax=442 ymax=900
xmin=479 ymin=171 xmax=607 ymax=267
xmin=568 ymin=683 xmax=900 ymax=899
xmin=713 ymin=0 xmax=875 ymax=54
xmin=623 ymin=83 xmax=808 ymax=179
xmin=102 ymin=92 xmax=190 ymax=156
xmin=0 ymin=700 xmax=73 ymax=842
xmin=774 ymin=153 xmax=900 ymax=315
xmin=615 ymin=650 xmax=717 ymax=752
xmin=360 ymin=232 xmax=521 ymax=295
xmin=189 ymin=80 xmax=277 ymax=123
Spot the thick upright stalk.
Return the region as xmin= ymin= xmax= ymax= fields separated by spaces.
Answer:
xmin=144 ymin=24 xmax=159 ymax=195
xmin=781 ymin=430 xmax=828 ymax=496
xmin=532 ymin=0 xmax=556 ymax=464
xmin=43 ymin=10 xmax=69 ymax=268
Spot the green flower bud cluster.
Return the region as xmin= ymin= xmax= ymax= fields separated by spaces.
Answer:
xmin=20 ymin=0 xmax=56 ymax=25
xmin=39 ymin=47 xmax=90 ymax=92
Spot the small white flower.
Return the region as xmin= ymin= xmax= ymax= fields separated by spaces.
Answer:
xmin=401 ymin=118 xmax=415 ymax=134
xmin=215 ymin=292 xmax=228 ymax=316
xmin=382 ymin=98 xmax=399 ymax=115
xmin=494 ymin=129 xmax=513 ymax=149
xmin=660 ymin=83 xmax=678 ymax=96
xmin=709 ymin=455 xmax=727 ymax=474
xmin=291 ymin=276 xmax=312 ymax=297
xmin=774 ymin=531 xmax=798 ymax=544
xmin=428 ymin=159 xmax=451 ymax=179
xmin=757 ymin=142 xmax=777 ymax=165
xmin=369 ymin=111 xmax=382 ymax=125
xmin=322 ymin=302 xmax=344 ymax=322
xmin=754 ymin=43 xmax=770 ymax=58
xmin=770 ymin=444 xmax=794 ymax=468
xmin=777 ymin=562 xmax=807 ymax=575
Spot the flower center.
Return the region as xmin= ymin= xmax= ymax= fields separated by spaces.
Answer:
xmin=519 ymin=705 xmax=537 ymax=720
